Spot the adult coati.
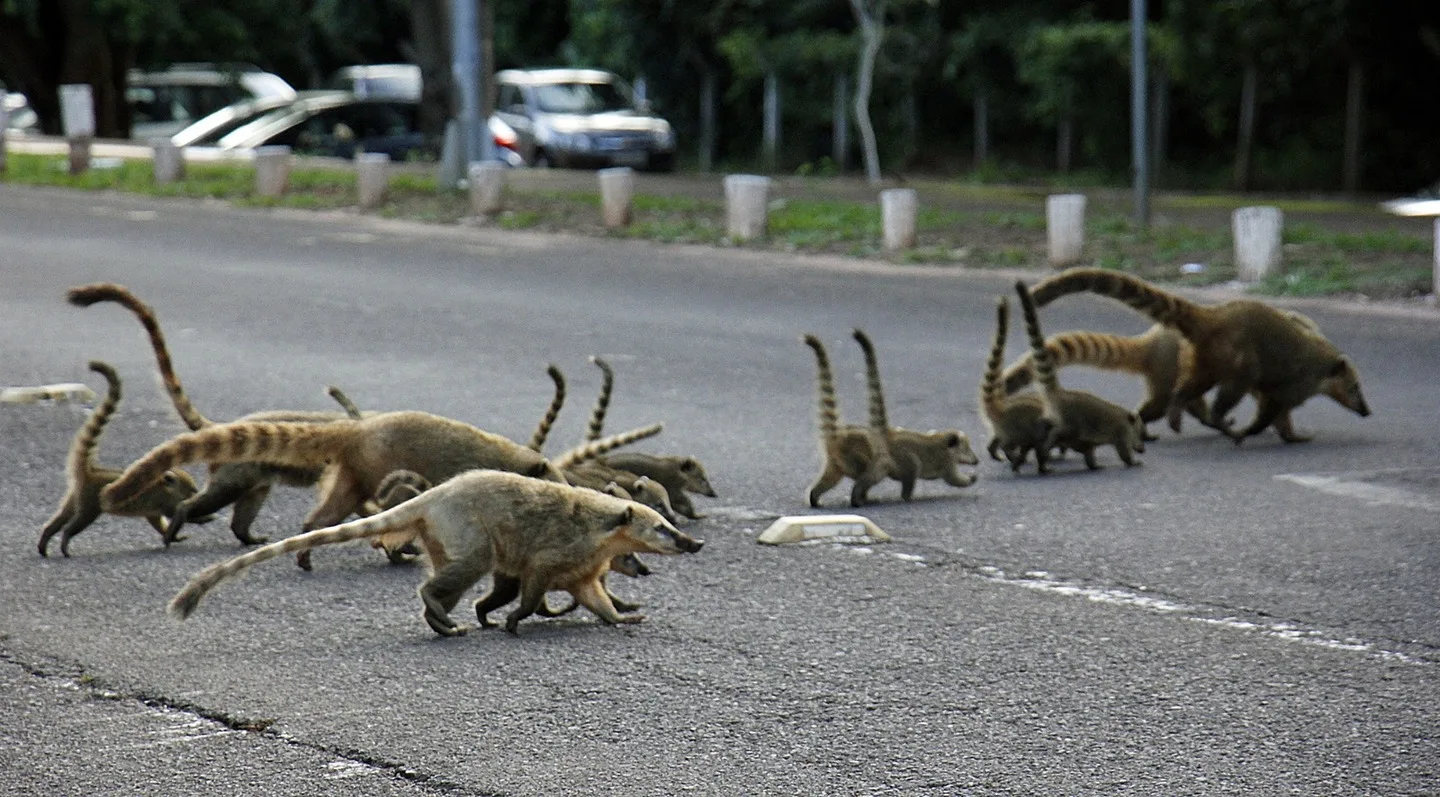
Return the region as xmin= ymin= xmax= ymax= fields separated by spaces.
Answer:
xmin=1016 ymin=281 xmax=1146 ymax=472
xmin=38 ymin=361 xmax=207 ymax=557
xmin=1026 ymin=268 xmax=1369 ymax=443
xmin=851 ymin=329 xmax=979 ymax=499
xmin=801 ymin=334 xmax=894 ymax=507
xmin=978 ymin=297 xmax=1055 ymax=473
xmin=67 ymin=282 xmax=358 ymax=545
xmin=167 ymin=469 xmax=704 ymax=636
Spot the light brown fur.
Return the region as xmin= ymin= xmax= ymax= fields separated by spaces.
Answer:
xmin=38 ymin=361 xmax=204 ymax=557
xmin=801 ymin=334 xmax=894 ymax=507
xmin=67 ymin=282 xmax=355 ymax=545
xmin=1017 ymin=281 xmax=1146 ymax=472
xmin=167 ymin=470 xmax=703 ymax=636
xmin=1027 ymin=268 xmax=1370 ymax=443
xmin=852 ymin=328 xmax=979 ymax=499
xmin=978 ymin=297 xmax=1055 ymax=473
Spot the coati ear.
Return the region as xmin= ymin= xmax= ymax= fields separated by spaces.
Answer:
xmin=526 ymin=462 xmax=551 ymax=479
xmin=602 ymin=481 xmax=626 ymax=498
xmin=944 ymin=432 xmax=961 ymax=446
xmin=680 ymin=459 xmax=698 ymax=472
xmin=633 ymin=476 xmax=653 ymax=488
xmin=1329 ymin=357 xmax=1351 ymax=377
xmin=613 ymin=505 xmax=635 ymax=528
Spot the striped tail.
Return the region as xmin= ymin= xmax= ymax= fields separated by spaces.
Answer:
xmin=979 ymin=298 xmax=1011 ymax=423
xmin=168 ymin=497 xmax=434 ymax=619
xmin=70 ymin=361 xmax=122 ymax=477
xmin=102 ymin=420 xmax=354 ymax=511
xmin=585 ymin=356 xmax=615 ymax=443
xmin=1025 ymin=268 xmax=1205 ymax=339
xmin=1015 ymin=281 xmax=1060 ymax=402
xmin=326 ymin=385 xmax=365 ymax=419
xmin=66 ymin=282 xmax=211 ymax=430
xmin=552 ymin=422 xmax=664 ymax=469
xmin=802 ymin=335 xmax=840 ymax=437
xmin=851 ymin=329 xmax=890 ymax=434
xmin=1001 ymin=331 xmax=1144 ymax=394
xmin=529 ymin=364 xmax=566 ymax=452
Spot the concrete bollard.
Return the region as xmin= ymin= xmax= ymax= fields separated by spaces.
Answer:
xmin=1046 ymin=193 xmax=1087 ymax=267
xmin=1232 ymin=205 xmax=1284 ymax=282
xmin=254 ymin=146 xmax=291 ymax=197
xmin=60 ymin=83 xmax=95 ymax=176
xmin=469 ymin=161 xmax=507 ymax=216
xmin=151 ymin=138 xmax=185 ymax=184
xmin=724 ymin=174 xmax=771 ymax=241
xmin=879 ymin=188 xmax=918 ymax=251
xmin=1433 ymin=218 xmax=1439 ymax=299
xmin=356 ymin=152 xmax=390 ymax=209
xmin=598 ymin=167 xmax=636 ymax=228
xmin=0 ymin=100 xmax=8 ymax=173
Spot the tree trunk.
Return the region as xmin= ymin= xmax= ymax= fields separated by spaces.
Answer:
xmin=848 ymin=0 xmax=885 ymax=185
xmin=1233 ymin=61 xmax=1257 ymax=191
xmin=404 ymin=0 xmax=452 ymax=140
xmin=697 ymin=61 xmax=716 ymax=173
xmin=762 ymin=70 xmax=779 ymax=171
xmin=1056 ymin=115 xmax=1073 ymax=173
xmin=1342 ymin=59 xmax=1363 ymax=194
xmin=833 ymin=74 xmax=849 ymax=171
xmin=973 ymin=87 xmax=989 ymax=166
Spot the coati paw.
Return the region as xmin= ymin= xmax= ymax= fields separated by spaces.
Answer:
xmin=295 ymin=550 xmax=313 ymax=571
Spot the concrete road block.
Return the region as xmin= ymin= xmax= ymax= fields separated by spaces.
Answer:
xmin=469 ymin=161 xmax=507 ymax=216
xmin=357 ymin=152 xmax=390 ymax=209
xmin=598 ymin=167 xmax=635 ymax=228
xmin=151 ymin=138 xmax=185 ymax=184
xmin=1233 ymin=206 xmax=1284 ymax=282
xmin=724 ymin=174 xmax=771 ymax=241
xmin=880 ymin=188 xmax=918 ymax=251
xmin=1046 ymin=193 xmax=1087 ymax=267
xmin=254 ymin=146 xmax=291 ymax=197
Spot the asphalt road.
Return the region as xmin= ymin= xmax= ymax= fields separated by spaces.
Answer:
xmin=1 ymin=184 xmax=1437 ymax=796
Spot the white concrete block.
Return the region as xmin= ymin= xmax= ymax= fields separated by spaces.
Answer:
xmin=598 ymin=166 xmax=635 ymax=228
xmin=469 ymin=161 xmax=507 ymax=216
xmin=1232 ymin=205 xmax=1284 ymax=282
xmin=1046 ymin=193 xmax=1087 ymax=267
xmin=356 ymin=152 xmax=390 ymax=209
xmin=151 ymin=138 xmax=185 ymax=184
xmin=724 ymin=174 xmax=771 ymax=240
xmin=254 ymin=145 xmax=291 ymax=197
xmin=758 ymin=514 xmax=891 ymax=545
xmin=880 ymin=188 xmax=918 ymax=251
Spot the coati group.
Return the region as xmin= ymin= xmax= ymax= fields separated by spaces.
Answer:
xmin=25 ymin=268 xmax=1370 ymax=638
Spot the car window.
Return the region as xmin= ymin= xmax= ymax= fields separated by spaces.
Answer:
xmin=498 ymin=84 xmax=525 ymax=114
xmin=266 ymin=102 xmax=417 ymax=156
xmin=130 ymin=84 xmax=247 ymax=124
xmin=532 ymin=82 xmax=631 ymax=114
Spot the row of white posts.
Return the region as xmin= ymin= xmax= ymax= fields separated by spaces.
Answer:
xmin=5 ymin=86 xmax=1438 ymax=293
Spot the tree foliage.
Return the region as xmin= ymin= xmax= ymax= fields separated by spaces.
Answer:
xmin=1 ymin=0 xmax=1436 ymax=191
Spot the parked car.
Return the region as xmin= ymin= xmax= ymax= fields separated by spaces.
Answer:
xmin=216 ymin=92 xmax=434 ymax=160
xmin=328 ymin=64 xmax=422 ymax=101
xmin=3 ymin=91 xmax=39 ymax=135
xmin=488 ymin=68 xmax=675 ymax=171
xmin=171 ymin=92 xmax=332 ymax=147
xmin=128 ymin=63 xmax=296 ymax=141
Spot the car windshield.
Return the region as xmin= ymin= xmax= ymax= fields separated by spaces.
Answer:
xmin=532 ymin=81 xmax=632 ymax=114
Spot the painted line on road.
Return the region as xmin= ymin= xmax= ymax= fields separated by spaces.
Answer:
xmin=1275 ymin=469 xmax=1440 ymax=512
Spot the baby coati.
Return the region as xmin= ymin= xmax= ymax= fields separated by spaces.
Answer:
xmin=851 ymin=328 xmax=979 ymax=499
xmin=1026 ymin=268 xmax=1369 ymax=443
xmin=1016 ymin=281 xmax=1146 ymax=472
xmin=168 ymin=469 xmax=704 ymax=636
xmin=978 ymin=297 xmax=1057 ymax=473
xmin=38 ymin=361 xmax=208 ymax=557
xmin=67 ymin=282 xmax=359 ymax=545
xmin=801 ymin=334 xmax=894 ymax=507
xmin=584 ymin=356 xmax=718 ymax=520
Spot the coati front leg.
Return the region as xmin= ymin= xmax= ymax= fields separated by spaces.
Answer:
xmin=893 ymin=452 xmax=920 ymax=501
xmin=1270 ymin=409 xmax=1312 ymax=443
xmin=1229 ymin=393 xmax=1302 ymax=444
xmin=168 ymin=467 xmax=260 ymax=545
xmin=226 ymin=483 xmax=274 ymax=545
xmin=807 ymin=462 xmax=845 ymax=508
xmin=474 ymin=574 xmax=521 ymax=628
xmin=1207 ymin=380 xmax=1252 ymax=436
xmin=1167 ymin=373 xmax=1218 ymax=433
xmin=567 ymin=575 xmax=645 ymax=626
xmin=418 ymin=560 xmax=488 ymax=637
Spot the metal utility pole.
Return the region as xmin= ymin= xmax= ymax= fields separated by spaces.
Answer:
xmin=451 ymin=0 xmax=492 ymax=164
xmin=1131 ymin=0 xmax=1150 ymax=229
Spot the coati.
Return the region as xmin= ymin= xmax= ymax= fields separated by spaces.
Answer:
xmin=67 ymin=282 xmax=354 ymax=545
xmin=1027 ymin=268 xmax=1370 ymax=443
xmin=167 ymin=469 xmax=704 ymax=636
xmin=369 ymin=469 xmax=651 ymax=614
xmin=583 ymin=356 xmax=717 ymax=520
xmin=326 ymin=385 xmax=365 ymax=420
xmin=1016 ymin=281 xmax=1146 ymax=472
xmin=801 ymin=334 xmax=894 ymax=507
xmin=851 ymin=328 xmax=979 ymax=499
xmin=38 ymin=361 xmax=207 ymax=558
xmin=1001 ymin=325 xmax=1209 ymax=437
xmin=978 ymin=297 xmax=1056 ymax=473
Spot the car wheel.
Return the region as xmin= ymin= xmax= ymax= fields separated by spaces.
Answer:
xmin=532 ymin=150 xmax=553 ymax=169
xmin=645 ymin=152 xmax=676 ymax=173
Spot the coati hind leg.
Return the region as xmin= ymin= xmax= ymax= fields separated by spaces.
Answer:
xmin=1167 ymin=373 xmax=1218 ymax=433
xmin=419 ymin=558 xmax=490 ymax=637
xmin=225 ymin=483 xmax=274 ymax=546
xmin=807 ymin=462 xmax=846 ymax=508
xmin=167 ymin=467 xmax=265 ymax=545
xmin=474 ymin=575 xmax=521 ymax=628
xmin=1229 ymin=394 xmax=1306 ymax=444
xmin=295 ymin=470 xmax=369 ymax=571
xmin=1270 ymin=409 xmax=1312 ymax=444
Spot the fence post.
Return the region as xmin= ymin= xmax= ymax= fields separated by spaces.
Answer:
xmin=468 ymin=161 xmax=506 ymax=216
xmin=254 ymin=146 xmax=291 ymax=197
xmin=598 ymin=167 xmax=635 ymax=228
xmin=1046 ymin=194 xmax=1087 ymax=267
xmin=356 ymin=152 xmax=390 ymax=209
xmin=1232 ymin=205 xmax=1284 ymax=282
xmin=879 ymin=188 xmax=918 ymax=251
xmin=724 ymin=174 xmax=771 ymax=241
xmin=1433 ymin=217 xmax=1439 ymax=299
xmin=151 ymin=138 xmax=185 ymax=184
xmin=60 ymin=84 xmax=94 ymax=176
